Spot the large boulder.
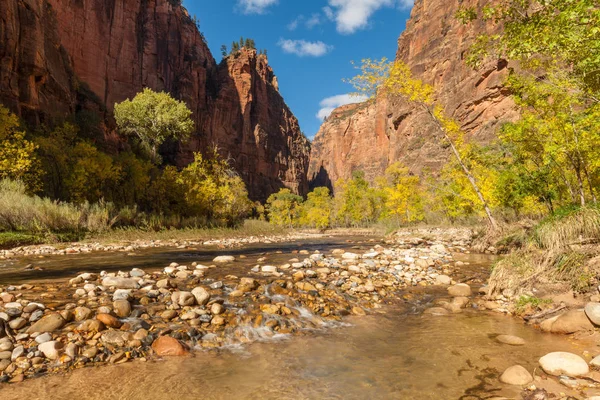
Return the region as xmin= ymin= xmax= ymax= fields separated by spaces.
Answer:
xmin=545 ymin=309 xmax=594 ymax=334
xmin=539 ymin=352 xmax=589 ymax=376
xmin=152 ymin=336 xmax=187 ymax=356
xmin=27 ymin=314 xmax=66 ymax=333
xmin=500 ymin=365 xmax=533 ymax=385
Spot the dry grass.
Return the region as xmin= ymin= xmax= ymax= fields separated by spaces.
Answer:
xmin=488 ymin=206 xmax=600 ymax=295
xmin=0 ymin=180 xmax=115 ymax=234
xmin=534 ymin=207 xmax=600 ymax=250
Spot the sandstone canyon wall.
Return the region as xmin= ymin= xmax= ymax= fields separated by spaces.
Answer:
xmin=308 ymin=0 xmax=518 ymax=190
xmin=0 ymin=0 xmax=309 ymax=200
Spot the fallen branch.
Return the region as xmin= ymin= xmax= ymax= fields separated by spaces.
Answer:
xmin=523 ymin=305 xmax=567 ymax=322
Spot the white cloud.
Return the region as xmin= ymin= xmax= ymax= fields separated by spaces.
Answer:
xmin=288 ymin=13 xmax=323 ymax=31
xmin=398 ymin=0 xmax=414 ymax=9
xmin=328 ymin=0 xmax=396 ymax=34
xmin=278 ymin=39 xmax=333 ymax=57
xmin=323 ymin=6 xmax=335 ymax=20
xmin=237 ymin=0 xmax=278 ymax=14
xmin=316 ymin=94 xmax=369 ymax=120
xmin=305 ymin=13 xmax=322 ymax=29
xmin=287 ymin=16 xmax=303 ymax=30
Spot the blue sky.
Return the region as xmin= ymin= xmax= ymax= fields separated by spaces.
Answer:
xmin=183 ymin=0 xmax=414 ymax=139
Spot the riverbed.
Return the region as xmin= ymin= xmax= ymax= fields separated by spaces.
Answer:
xmin=0 ymin=235 xmax=598 ymax=399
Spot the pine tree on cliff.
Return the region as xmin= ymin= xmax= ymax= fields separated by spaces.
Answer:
xmin=220 ymin=45 xmax=228 ymax=58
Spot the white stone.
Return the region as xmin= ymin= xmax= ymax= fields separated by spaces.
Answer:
xmin=539 ymin=352 xmax=589 ymax=376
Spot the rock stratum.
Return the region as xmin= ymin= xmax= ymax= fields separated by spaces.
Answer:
xmin=0 ymin=0 xmax=309 ymax=200
xmin=308 ymin=0 xmax=519 ymax=190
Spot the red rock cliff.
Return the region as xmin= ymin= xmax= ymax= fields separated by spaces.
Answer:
xmin=0 ymin=0 xmax=309 ymax=200
xmin=308 ymin=0 xmax=518 ymax=190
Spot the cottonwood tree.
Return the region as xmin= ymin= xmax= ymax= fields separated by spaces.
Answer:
xmin=347 ymin=59 xmax=499 ymax=229
xmin=114 ymin=88 xmax=194 ymax=164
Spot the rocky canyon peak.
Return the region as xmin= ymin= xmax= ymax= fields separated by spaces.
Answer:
xmin=308 ymin=0 xmax=519 ymax=190
xmin=0 ymin=0 xmax=309 ymax=200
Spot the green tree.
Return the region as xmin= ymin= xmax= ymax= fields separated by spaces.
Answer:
xmin=220 ymin=44 xmax=228 ymax=58
xmin=266 ymin=188 xmax=303 ymax=228
xmin=298 ymin=187 xmax=333 ymax=229
xmin=114 ymin=88 xmax=194 ymax=164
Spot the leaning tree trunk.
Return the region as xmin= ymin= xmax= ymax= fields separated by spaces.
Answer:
xmin=425 ymin=106 xmax=499 ymax=230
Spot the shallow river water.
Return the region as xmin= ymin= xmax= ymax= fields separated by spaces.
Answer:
xmin=0 ymin=237 xmax=597 ymax=399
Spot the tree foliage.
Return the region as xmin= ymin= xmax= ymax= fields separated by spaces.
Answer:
xmin=0 ymin=106 xmax=39 ymax=191
xmin=114 ymin=88 xmax=194 ymax=164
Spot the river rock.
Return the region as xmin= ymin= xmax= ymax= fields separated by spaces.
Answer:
xmin=74 ymin=307 xmax=93 ymax=322
xmin=500 ymin=365 xmax=533 ymax=385
xmin=585 ymin=302 xmax=600 ymax=326
xmin=172 ymin=291 xmax=195 ymax=307
xmin=113 ymin=289 xmax=132 ymax=301
xmin=191 ymin=287 xmax=211 ymax=306
xmin=589 ymin=355 xmax=600 ymax=367
xmin=102 ymin=277 xmax=140 ymax=289
xmin=152 ymin=336 xmax=187 ymax=356
xmin=424 ymin=307 xmax=450 ymax=316
xmin=210 ymin=303 xmax=224 ymax=315
xmin=448 ymin=284 xmax=471 ymax=297
xmin=547 ymin=309 xmax=594 ymax=334
xmin=213 ymin=256 xmax=235 ymax=263
xmin=78 ymin=319 xmax=105 ymax=332
xmin=8 ymin=317 xmax=26 ymax=330
xmin=435 ymin=275 xmax=452 ymax=285
xmin=539 ymin=352 xmax=589 ymax=376
xmin=27 ymin=314 xmax=66 ymax=333
xmin=496 ymin=335 xmax=526 ymax=346
xmin=102 ymin=331 xmax=133 ymax=347
xmin=38 ymin=341 xmax=62 ymax=360
xmin=113 ymin=300 xmax=131 ymax=318
xmin=35 ymin=332 xmax=53 ymax=344
xmin=96 ymin=313 xmax=122 ymax=329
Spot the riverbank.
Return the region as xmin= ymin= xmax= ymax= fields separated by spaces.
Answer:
xmin=3 ymin=227 xmax=599 ymax=398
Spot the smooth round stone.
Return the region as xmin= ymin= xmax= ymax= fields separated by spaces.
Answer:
xmin=500 ymin=365 xmax=533 ymax=385
xmin=8 ymin=317 xmax=26 ymax=330
xmin=496 ymin=335 xmax=526 ymax=346
xmin=113 ymin=300 xmax=132 ymax=318
xmin=35 ymin=332 xmax=53 ymax=344
xmin=585 ymin=302 xmax=600 ymax=326
xmin=96 ymin=314 xmax=122 ymax=329
xmin=539 ymin=352 xmax=589 ymax=376
xmin=151 ymin=336 xmax=187 ymax=356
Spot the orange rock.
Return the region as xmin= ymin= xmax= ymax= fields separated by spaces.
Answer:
xmin=151 ymin=336 xmax=188 ymax=357
xmin=96 ymin=314 xmax=122 ymax=329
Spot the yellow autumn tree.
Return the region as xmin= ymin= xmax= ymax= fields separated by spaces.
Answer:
xmin=347 ymin=59 xmax=499 ymax=228
xmin=0 ymin=105 xmax=39 ymax=191
xmin=379 ymin=162 xmax=424 ymax=224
